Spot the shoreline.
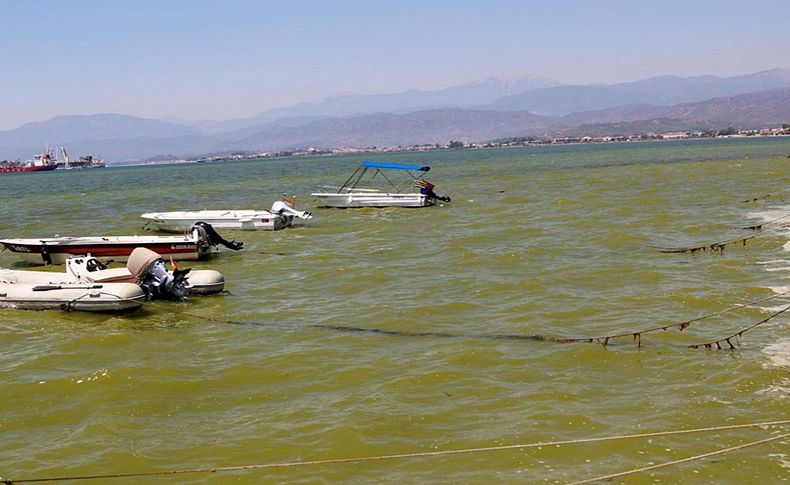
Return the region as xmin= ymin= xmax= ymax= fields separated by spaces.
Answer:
xmin=112 ymin=132 xmax=790 ymax=167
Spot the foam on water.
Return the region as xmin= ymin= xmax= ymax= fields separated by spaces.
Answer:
xmin=750 ymin=202 xmax=790 ymax=367
xmin=762 ymin=340 xmax=790 ymax=368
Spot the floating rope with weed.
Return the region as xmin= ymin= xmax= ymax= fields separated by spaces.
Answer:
xmin=181 ymin=290 xmax=790 ymax=351
xmin=741 ymin=193 xmax=782 ymax=204
xmin=655 ymin=212 xmax=789 ymax=254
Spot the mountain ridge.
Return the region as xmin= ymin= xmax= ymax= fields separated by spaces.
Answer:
xmin=2 ymin=69 xmax=788 ymax=162
xmin=485 ymin=68 xmax=790 ymax=115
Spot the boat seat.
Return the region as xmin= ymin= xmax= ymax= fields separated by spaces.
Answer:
xmin=80 ymin=268 xmax=136 ymax=284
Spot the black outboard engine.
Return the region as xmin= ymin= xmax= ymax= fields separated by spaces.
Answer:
xmin=192 ymin=222 xmax=243 ymax=251
xmin=126 ymin=247 xmax=191 ymax=301
xmin=415 ymin=180 xmax=451 ymax=202
xmin=138 ymin=259 xmax=191 ymax=301
xmin=67 ymin=247 xmax=225 ymax=301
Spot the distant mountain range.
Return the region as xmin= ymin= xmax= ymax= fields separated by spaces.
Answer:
xmin=486 ymin=68 xmax=790 ymax=115
xmin=174 ymin=77 xmax=564 ymax=134
xmin=1 ymin=68 xmax=789 ymax=163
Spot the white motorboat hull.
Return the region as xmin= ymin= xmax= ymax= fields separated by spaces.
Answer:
xmin=0 ymin=269 xmax=145 ymax=312
xmin=311 ymin=191 xmax=433 ymax=208
xmin=141 ymin=210 xmax=290 ymax=232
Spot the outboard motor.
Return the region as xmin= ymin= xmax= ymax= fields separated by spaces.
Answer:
xmin=271 ymin=196 xmax=313 ymax=220
xmin=66 ymin=247 xmax=224 ymax=300
xmin=138 ymin=259 xmax=190 ymax=300
xmin=127 ymin=247 xmax=190 ymax=301
xmin=192 ymin=222 xmax=244 ymax=251
xmin=415 ymin=180 xmax=451 ymax=202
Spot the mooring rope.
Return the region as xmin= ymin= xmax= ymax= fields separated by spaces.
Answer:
xmin=181 ymin=289 xmax=790 ymax=349
xmin=529 ymin=290 xmax=790 ymax=348
xmin=655 ymin=233 xmax=760 ymax=254
xmin=3 ymin=420 xmax=787 ymax=484
xmin=655 ymin=212 xmax=790 ymax=253
xmin=741 ymin=194 xmax=775 ymax=203
xmin=565 ymin=432 xmax=790 ymax=485
xmin=689 ymin=304 xmax=790 ymax=349
xmin=741 ymin=211 xmax=790 ymax=231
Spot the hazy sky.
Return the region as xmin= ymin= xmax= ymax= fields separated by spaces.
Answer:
xmin=1 ymin=0 xmax=788 ymax=130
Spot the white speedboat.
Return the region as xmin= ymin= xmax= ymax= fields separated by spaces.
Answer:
xmin=0 ymin=222 xmax=243 ymax=265
xmin=311 ymin=161 xmax=451 ymax=208
xmin=141 ymin=198 xmax=312 ymax=232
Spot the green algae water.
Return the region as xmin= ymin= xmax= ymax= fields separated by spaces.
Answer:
xmin=1 ymin=138 xmax=788 ymax=483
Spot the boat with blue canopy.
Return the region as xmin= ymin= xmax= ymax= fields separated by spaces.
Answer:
xmin=311 ymin=161 xmax=450 ymax=208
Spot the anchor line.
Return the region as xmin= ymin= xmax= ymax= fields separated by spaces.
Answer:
xmin=535 ymin=289 xmax=790 ymax=346
xmin=653 ymin=210 xmax=790 ymax=253
xmin=655 ymin=233 xmax=760 ymax=254
xmin=3 ymin=420 xmax=787 ymax=484
xmin=688 ymin=304 xmax=790 ymax=349
xmin=741 ymin=211 xmax=790 ymax=230
xmin=741 ymin=193 xmax=774 ymax=203
xmin=179 ymin=289 xmax=790 ymax=349
xmin=565 ymin=432 xmax=790 ymax=485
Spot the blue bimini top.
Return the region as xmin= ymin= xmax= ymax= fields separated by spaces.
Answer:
xmin=361 ymin=161 xmax=430 ymax=172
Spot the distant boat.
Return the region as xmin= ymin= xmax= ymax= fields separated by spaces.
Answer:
xmin=311 ymin=161 xmax=451 ymax=208
xmin=57 ymin=147 xmax=106 ymax=169
xmin=0 ymin=149 xmax=57 ymax=174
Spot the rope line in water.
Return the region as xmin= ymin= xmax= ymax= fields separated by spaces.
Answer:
xmin=183 ymin=289 xmax=790 ymax=349
xmin=527 ymin=289 xmax=790 ymax=347
xmin=655 ymin=211 xmax=789 ymax=254
xmin=3 ymin=420 xmax=787 ymax=484
xmin=741 ymin=211 xmax=790 ymax=230
xmin=655 ymin=233 xmax=759 ymax=254
xmin=565 ymin=432 xmax=790 ymax=485
xmin=689 ymin=304 xmax=790 ymax=349
xmin=741 ymin=193 xmax=775 ymax=204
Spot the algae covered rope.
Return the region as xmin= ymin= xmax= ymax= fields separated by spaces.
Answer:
xmin=178 ymin=289 xmax=790 ymax=350
xmin=520 ymin=289 xmax=790 ymax=348
xmin=741 ymin=211 xmax=790 ymax=231
xmin=689 ymin=303 xmax=790 ymax=350
xmin=741 ymin=194 xmax=774 ymax=203
xmin=656 ymin=233 xmax=758 ymax=254
xmin=656 ymin=212 xmax=790 ymax=254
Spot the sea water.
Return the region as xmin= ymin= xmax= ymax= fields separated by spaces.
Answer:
xmin=0 ymin=137 xmax=788 ymax=483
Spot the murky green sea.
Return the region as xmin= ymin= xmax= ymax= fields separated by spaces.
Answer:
xmin=1 ymin=138 xmax=788 ymax=484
